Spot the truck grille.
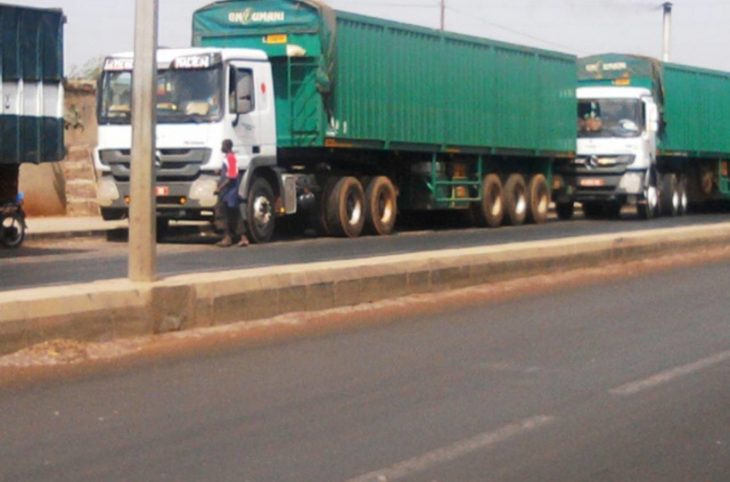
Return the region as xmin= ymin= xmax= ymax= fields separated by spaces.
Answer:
xmin=99 ymin=148 xmax=211 ymax=181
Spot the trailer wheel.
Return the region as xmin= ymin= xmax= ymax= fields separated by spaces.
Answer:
xmin=326 ymin=176 xmax=366 ymax=238
xmin=246 ymin=177 xmax=276 ymax=243
xmin=471 ymin=174 xmax=504 ymax=228
xmin=527 ymin=174 xmax=550 ymax=224
xmin=1 ymin=212 xmax=25 ymax=248
xmin=556 ymin=202 xmax=574 ymax=221
xmin=503 ymin=174 xmax=527 ymax=226
xmin=365 ymin=176 xmax=397 ymax=236
xmin=660 ymin=173 xmax=679 ymax=217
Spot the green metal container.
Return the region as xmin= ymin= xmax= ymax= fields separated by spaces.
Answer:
xmin=0 ymin=5 xmax=65 ymax=164
xmin=193 ymin=0 xmax=576 ymax=156
xmin=579 ymin=54 xmax=730 ymax=158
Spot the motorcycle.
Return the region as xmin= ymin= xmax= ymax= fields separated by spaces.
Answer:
xmin=0 ymin=192 xmax=26 ymax=248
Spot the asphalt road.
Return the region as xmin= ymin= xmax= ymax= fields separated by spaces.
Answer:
xmin=1 ymin=258 xmax=729 ymax=481
xmin=3 ymin=211 xmax=730 ymax=291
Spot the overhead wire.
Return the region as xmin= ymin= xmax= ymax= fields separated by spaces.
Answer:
xmin=444 ymin=5 xmax=586 ymax=54
xmin=330 ymin=1 xmax=587 ymax=54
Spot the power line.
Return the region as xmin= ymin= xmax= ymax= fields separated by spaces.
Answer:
xmin=331 ymin=1 xmax=435 ymax=7
xmin=445 ymin=5 xmax=586 ymax=54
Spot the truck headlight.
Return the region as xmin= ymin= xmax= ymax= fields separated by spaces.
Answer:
xmin=189 ymin=179 xmax=218 ymax=207
xmin=97 ymin=178 xmax=120 ymax=206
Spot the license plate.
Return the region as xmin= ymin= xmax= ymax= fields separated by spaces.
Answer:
xmin=579 ymin=178 xmax=605 ymax=187
xmin=155 ymin=186 xmax=170 ymax=196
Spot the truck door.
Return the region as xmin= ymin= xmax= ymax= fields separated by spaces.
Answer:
xmin=227 ymin=63 xmax=260 ymax=156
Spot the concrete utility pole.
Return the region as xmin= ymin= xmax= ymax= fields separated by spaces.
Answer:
xmin=440 ymin=0 xmax=445 ymax=31
xmin=662 ymin=2 xmax=673 ymax=62
xmin=128 ymin=0 xmax=159 ymax=282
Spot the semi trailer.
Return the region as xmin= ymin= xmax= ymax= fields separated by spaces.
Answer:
xmin=555 ymin=53 xmax=730 ymax=219
xmin=0 ymin=4 xmax=65 ymax=247
xmin=95 ymin=0 xmax=576 ymax=242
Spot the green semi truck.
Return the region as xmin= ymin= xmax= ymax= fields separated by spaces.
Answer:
xmin=96 ymin=0 xmax=576 ymax=242
xmin=555 ymin=53 xmax=730 ymax=219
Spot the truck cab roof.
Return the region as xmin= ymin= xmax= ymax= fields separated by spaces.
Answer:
xmin=105 ymin=47 xmax=269 ymax=64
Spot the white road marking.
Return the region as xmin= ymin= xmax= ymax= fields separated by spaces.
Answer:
xmin=344 ymin=415 xmax=556 ymax=482
xmin=610 ymin=349 xmax=730 ymax=396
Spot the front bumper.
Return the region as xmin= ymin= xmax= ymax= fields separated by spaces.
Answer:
xmin=554 ymin=167 xmax=647 ymax=204
xmin=97 ymin=174 xmax=219 ymax=220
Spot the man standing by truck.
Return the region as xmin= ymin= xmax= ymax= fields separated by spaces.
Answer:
xmin=216 ymin=140 xmax=248 ymax=247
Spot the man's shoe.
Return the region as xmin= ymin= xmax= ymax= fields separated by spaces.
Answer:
xmin=236 ymin=236 xmax=249 ymax=247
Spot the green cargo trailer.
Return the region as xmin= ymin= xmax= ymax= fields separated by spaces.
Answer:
xmin=557 ymin=53 xmax=730 ymax=221
xmin=0 ymin=5 xmax=65 ymax=204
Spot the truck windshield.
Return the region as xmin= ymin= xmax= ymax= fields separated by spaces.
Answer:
xmin=578 ymin=99 xmax=644 ymax=138
xmin=99 ymin=66 xmax=223 ymax=125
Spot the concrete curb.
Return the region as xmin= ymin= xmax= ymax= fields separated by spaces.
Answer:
xmin=3 ymin=222 xmax=730 ymax=356
xmin=26 ymin=229 xmax=113 ymax=241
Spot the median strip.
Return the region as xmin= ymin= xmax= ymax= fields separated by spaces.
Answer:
xmin=3 ymin=222 xmax=730 ymax=356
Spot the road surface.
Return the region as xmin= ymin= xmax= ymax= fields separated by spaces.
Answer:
xmin=1 ymin=256 xmax=728 ymax=481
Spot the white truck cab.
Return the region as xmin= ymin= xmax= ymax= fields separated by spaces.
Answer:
xmin=555 ymin=85 xmax=661 ymax=219
xmin=95 ymin=48 xmax=278 ymax=226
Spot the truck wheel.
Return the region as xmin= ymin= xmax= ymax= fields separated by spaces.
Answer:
xmin=638 ymin=184 xmax=658 ymax=220
xmin=471 ymin=174 xmax=503 ymax=228
xmin=246 ymin=177 xmax=276 ymax=243
xmin=527 ymin=174 xmax=550 ymax=224
xmin=326 ymin=176 xmax=366 ymax=238
xmin=660 ymin=173 xmax=679 ymax=217
xmin=365 ymin=176 xmax=397 ymax=236
xmin=1 ymin=213 xmax=25 ymax=248
xmin=503 ymin=174 xmax=527 ymax=226
xmin=556 ymin=202 xmax=574 ymax=221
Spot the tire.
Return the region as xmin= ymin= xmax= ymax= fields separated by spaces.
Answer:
xmin=1 ymin=212 xmax=25 ymax=248
xmin=326 ymin=176 xmax=366 ymax=238
xmin=659 ymin=173 xmax=679 ymax=217
xmin=527 ymin=174 xmax=550 ymax=224
xmin=246 ymin=177 xmax=276 ymax=243
xmin=471 ymin=173 xmax=504 ymax=228
xmin=313 ymin=178 xmax=337 ymax=236
xmin=638 ymin=172 xmax=658 ymax=220
xmin=503 ymin=173 xmax=527 ymax=226
xmin=364 ymin=176 xmax=398 ymax=236
xmin=556 ymin=202 xmax=574 ymax=221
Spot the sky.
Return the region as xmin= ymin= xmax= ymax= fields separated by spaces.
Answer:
xmin=16 ymin=0 xmax=730 ymax=74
